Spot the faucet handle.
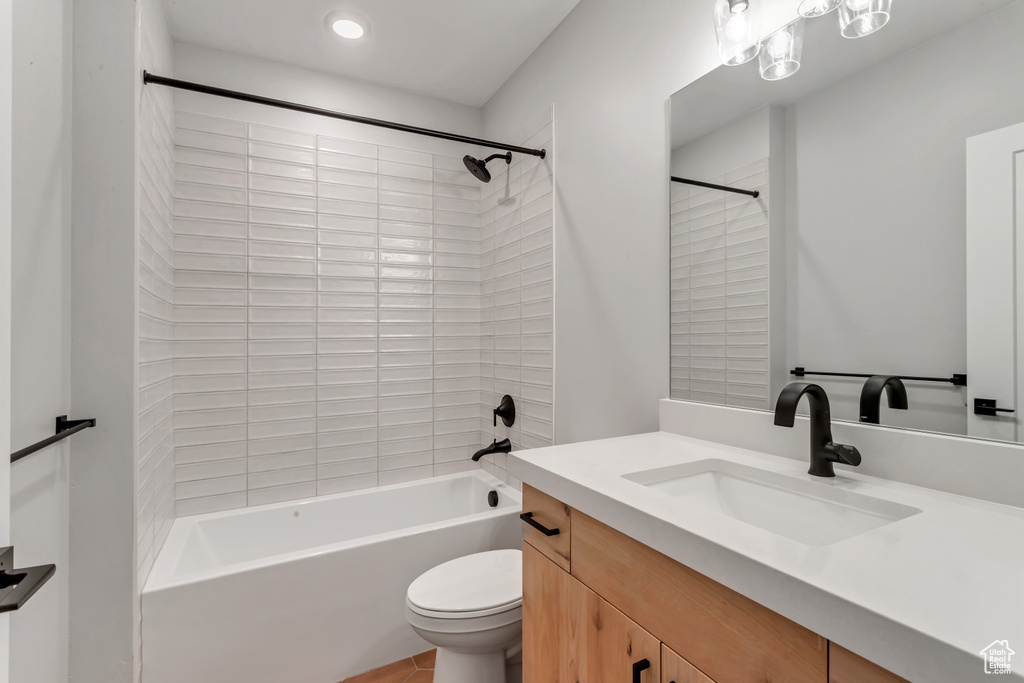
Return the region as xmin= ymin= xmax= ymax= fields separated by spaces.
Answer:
xmin=831 ymin=443 xmax=862 ymax=467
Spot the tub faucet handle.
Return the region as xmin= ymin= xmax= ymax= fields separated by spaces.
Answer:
xmin=493 ymin=395 xmax=516 ymax=428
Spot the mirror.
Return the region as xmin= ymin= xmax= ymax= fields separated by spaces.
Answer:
xmin=669 ymin=0 xmax=1024 ymax=443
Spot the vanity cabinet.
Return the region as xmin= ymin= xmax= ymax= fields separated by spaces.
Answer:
xmin=521 ymin=488 xmax=907 ymax=683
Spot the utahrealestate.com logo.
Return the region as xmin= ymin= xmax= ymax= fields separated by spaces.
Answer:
xmin=981 ymin=640 xmax=1015 ymax=675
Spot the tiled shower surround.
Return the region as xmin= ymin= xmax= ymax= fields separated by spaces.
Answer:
xmin=670 ymin=159 xmax=770 ymax=409
xmin=137 ymin=20 xmax=177 ymax=586
xmin=167 ymin=108 xmax=554 ymax=516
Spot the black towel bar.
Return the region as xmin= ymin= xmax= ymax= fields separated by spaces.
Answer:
xmin=11 ymin=415 xmax=97 ymax=464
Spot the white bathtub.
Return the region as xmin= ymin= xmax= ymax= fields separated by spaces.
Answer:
xmin=141 ymin=471 xmax=522 ymax=683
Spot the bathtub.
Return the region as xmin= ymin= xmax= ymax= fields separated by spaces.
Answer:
xmin=141 ymin=470 xmax=522 ymax=683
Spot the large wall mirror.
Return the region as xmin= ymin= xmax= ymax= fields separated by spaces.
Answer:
xmin=669 ymin=0 xmax=1024 ymax=443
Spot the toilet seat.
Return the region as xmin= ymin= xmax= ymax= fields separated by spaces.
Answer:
xmin=406 ymin=549 xmax=522 ymax=620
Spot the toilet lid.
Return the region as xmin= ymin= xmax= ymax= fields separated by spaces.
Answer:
xmin=407 ymin=549 xmax=522 ymax=614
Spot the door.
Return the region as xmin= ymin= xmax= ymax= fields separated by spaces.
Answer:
xmin=0 ymin=0 xmax=14 ymax=678
xmin=966 ymin=121 xmax=1024 ymax=441
xmin=523 ymin=543 xmax=661 ymax=683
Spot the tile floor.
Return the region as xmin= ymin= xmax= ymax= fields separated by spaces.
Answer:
xmin=341 ymin=650 xmax=435 ymax=683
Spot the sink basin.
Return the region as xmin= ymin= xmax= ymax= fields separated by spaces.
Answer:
xmin=623 ymin=459 xmax=921 ymax=546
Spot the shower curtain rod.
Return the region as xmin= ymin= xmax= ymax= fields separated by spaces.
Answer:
xmin=671 ymin=176 xmax=759 ymax=198
xmin=143 ymin=72 xmax=547 ymax=159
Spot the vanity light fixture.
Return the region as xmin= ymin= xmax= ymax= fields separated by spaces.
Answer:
xmin=713 ymin=0 xmax=762 ymax=66
xmin=797 ymin=0 xmax=842 ymax=18
xmin=325 ymin=12 xmax=367 ymax=40
xmin=839 ymin=0 xmax=891 ymax=38
xmin=759 ymin=18 xmax=804 ymax=81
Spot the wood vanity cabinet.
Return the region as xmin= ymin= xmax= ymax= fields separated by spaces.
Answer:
xmin=521 ymin=490 xmax=908 ymax=683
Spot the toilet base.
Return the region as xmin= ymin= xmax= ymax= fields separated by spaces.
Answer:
xmin=433 ymin=648 xmax=505 ymax=683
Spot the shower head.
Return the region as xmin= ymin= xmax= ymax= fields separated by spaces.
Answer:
xmin=463 ymin=152 xmax=512 ymax=183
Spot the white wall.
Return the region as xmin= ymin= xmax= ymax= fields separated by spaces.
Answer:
xmin=173 ymin=43 xmax=484 ymax=143
xmin=482 ymin=0 xmax=725 ymax=443
xmin=10 ymin=1 xmax=72 ymax=681
xmin=70 ymin=0 xmax=139 ymax=681
xmin=671 ymin=107 xmax=772 ymax=180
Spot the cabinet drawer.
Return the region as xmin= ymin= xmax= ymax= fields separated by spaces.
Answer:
xmin=829 ymin=643 xmax=908 ymax=683
xmin=571 ymin=511 xmax=827 ymax=683
xmin=662 ymin=645 xmax=714 ymax=683
xmin=521 ymin=484 xmax=571 ymax=571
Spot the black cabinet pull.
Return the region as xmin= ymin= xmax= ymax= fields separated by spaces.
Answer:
xmin=633 ymin=658 xmax=651 ymax=683
xmin=520 ymin=512 xmax=560 ymax=536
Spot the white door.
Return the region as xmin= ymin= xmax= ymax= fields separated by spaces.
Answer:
xmin=0 ymin=0 xmax=14 ymax=678
xmin=966 ymin=121 xmax=1024 ymax=442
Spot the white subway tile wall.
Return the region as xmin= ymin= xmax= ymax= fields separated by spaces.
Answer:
xmin=170 ymin=108 xmax=555 ymax=515
xmin=478 ymin=108 xmax=555 ymax=485
xmin=670 ymin=159 xmax=770 ymax=409
xmin=138 ymin=30 xmax=177 ymax=586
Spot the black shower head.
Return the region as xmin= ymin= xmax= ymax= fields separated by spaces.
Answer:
xmin=463 ymin=152 xmax=512 ymax=183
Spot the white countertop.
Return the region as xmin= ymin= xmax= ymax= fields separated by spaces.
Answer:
xmin=509 ymin=431 xmax=1024 ymax=683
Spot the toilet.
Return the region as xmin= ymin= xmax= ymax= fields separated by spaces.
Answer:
xmin=405 ymin=549 xmax=523 ymax=683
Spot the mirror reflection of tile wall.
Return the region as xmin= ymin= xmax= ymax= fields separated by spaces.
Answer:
xmin=670 ymin=160 xmax=770 ymax=409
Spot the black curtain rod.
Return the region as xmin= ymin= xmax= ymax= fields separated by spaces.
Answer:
xmin=143 ymin=72 xmax=547 ymax=159
xmin=671 ymin=176 xmax=759 ymax=198
xmin=791 ymin=368 xmax=967 ymax=387
xmin=11 ymin=416 xmax=97 ymax=464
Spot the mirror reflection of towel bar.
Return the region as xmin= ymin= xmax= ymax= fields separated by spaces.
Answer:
xmin=670 ymin=176 xmax=760 ymax=198
xmin=791 ymin=367 xmax=967 ymax=387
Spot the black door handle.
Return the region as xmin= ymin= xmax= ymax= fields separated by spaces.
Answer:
xmin=520 ymin=512 xmax=560 ymax=536
xmin=633 ymin=658 xmax=651 ymax=683
xmin=975 ymin=398 xmax=1016 ymax=416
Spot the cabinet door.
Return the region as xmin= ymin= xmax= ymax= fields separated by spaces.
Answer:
xmin=662 ymin=645 xmax=714 ymax=683
xmin=568 ymin=575 xmax=661 ymax=683
xmin=524 ymin=542 xmax=571 ymax=683
xmin=523 ymin=542 xmax=661 ymax=683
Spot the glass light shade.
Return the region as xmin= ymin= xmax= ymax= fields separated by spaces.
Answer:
xmin=759 ymin=19 xmax=804 ymax=81
xmin=839 ymin=0 xmax=891 ymax=38
xmin=713 ymin=0 xmax=762 ymax=66
xmin=797 ymin=0 xmax=841 ymax=17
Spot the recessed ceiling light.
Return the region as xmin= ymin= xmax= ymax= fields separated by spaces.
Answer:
xmin=325 ymin=12 xmax=368 ymax=40
xmin=331 ymin=19 xmax=364 ymax=39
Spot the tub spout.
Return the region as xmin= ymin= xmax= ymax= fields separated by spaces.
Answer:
xmin=472 ymin=438 xmax=512 ymax=462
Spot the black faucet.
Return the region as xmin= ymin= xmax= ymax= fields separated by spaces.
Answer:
xmin=774 ymin=382 xmax=862 ymax=477
xmin=859 ymin=375 xmax=909 ymax=425
xmin=472 ymin=438 xmax=512 ymax=462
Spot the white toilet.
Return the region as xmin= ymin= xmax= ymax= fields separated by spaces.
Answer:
xmin=405 ymin=549 xmax=523 ymax=683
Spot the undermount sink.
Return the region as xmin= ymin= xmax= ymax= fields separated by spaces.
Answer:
xmin=623 ymin=459 xmax=922 ymax=546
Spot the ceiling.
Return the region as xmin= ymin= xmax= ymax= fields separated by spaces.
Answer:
xmin=164 ymin=0 xmax=581 ymax=107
